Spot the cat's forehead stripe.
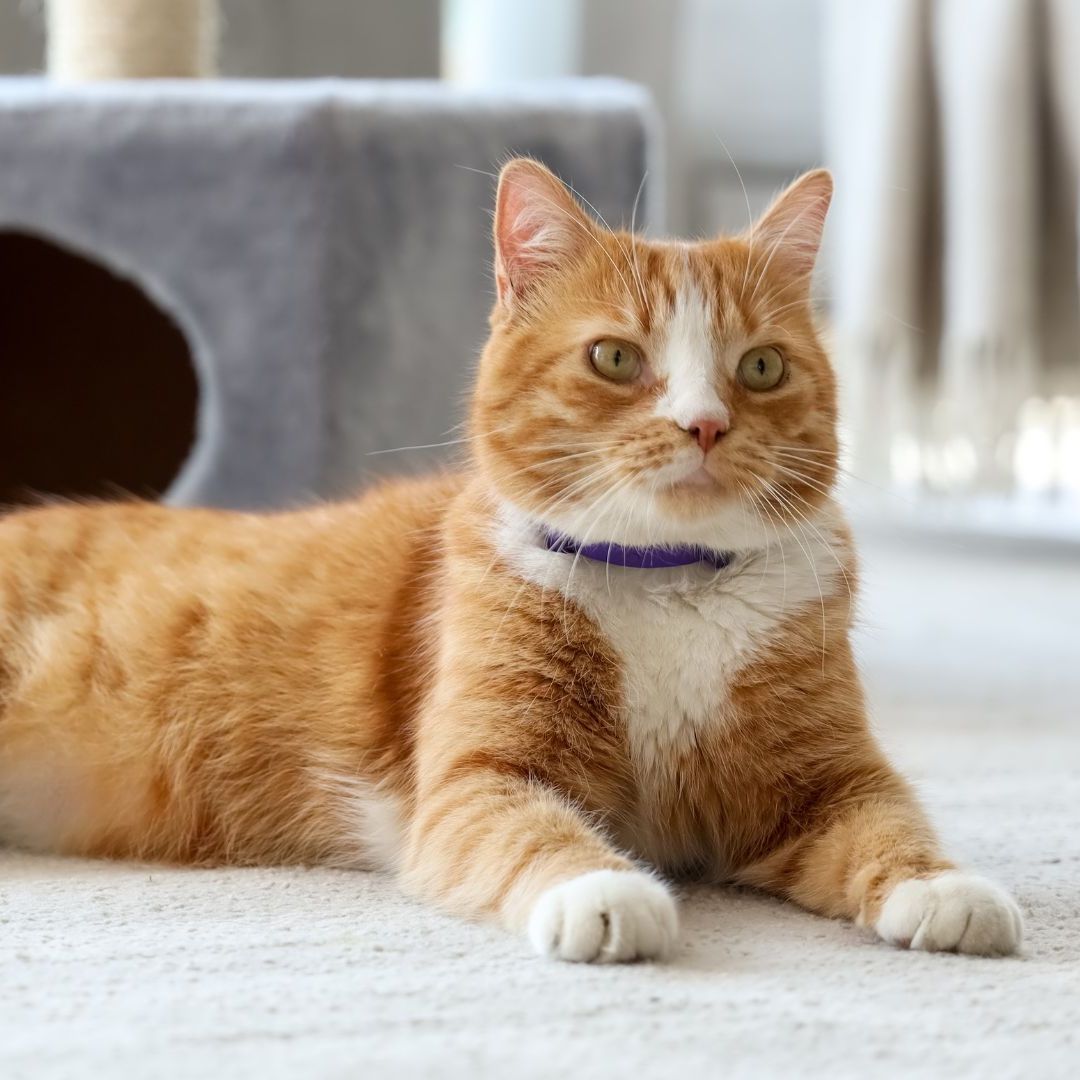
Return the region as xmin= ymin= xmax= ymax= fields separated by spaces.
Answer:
xmin=635 ymin=245 xmax=677 ymax=331
xmin=634 ymin=242 xmax=744 ymax=339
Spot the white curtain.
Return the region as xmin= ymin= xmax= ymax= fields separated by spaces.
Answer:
xmin=825 ymin=0 xmax=1080 ymax=496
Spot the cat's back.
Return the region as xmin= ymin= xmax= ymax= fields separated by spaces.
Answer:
xmin=0 ymin=472 xmax=464 ymax=861
xmin=0 ymin=472 xmax=466 ymax=699
xmin=0 ymin=471 xmax=464 ymax=608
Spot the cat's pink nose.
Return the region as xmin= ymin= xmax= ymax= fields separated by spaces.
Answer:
xmin=686 ymin=417 xmax=729 ymax=453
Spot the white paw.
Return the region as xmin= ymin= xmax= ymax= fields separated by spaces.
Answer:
xmin=528 ymin=869 xmax=678 ymax=963
xmin=875 ymin=871 xmax=1023 ymax=956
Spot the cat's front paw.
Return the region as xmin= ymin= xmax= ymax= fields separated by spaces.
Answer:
xmin=875 ymin=871 xmax=1023 ymax=956
xmin=528 ymin=869 xmax=678 ymax=963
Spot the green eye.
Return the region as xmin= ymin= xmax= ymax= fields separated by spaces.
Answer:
xmin=737 ymin=346 xmax=786 ymax=391
xmin=589 ymin=339 xmax=642 ymax=382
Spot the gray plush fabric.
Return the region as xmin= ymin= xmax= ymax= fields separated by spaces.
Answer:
xmin=0 ymin=78 xmax=658 ymax=507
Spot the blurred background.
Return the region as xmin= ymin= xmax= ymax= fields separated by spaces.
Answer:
xmin=2 ymin=0 xmax=1078 ymax=548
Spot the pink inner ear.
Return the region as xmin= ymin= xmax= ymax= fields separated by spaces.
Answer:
xmin=495 ymin=166 xmax=583 ymax=302
xmin=754 ymin=172 xmax=833 ymax=278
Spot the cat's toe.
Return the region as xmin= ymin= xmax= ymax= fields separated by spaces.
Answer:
xmin=875 ymin=871 xmax=1023 ymax=956
xmin=528 ymin=869 xmax=678 ymax=963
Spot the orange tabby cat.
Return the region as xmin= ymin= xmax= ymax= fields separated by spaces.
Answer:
xmin=0 ymin=159 xmax=1021 ymax=962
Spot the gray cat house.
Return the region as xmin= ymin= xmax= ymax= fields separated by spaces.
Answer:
xmin=0 ymin=78 xmax=656 ymax=509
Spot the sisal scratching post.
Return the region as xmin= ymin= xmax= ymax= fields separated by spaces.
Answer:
xmin=46 ymin=0 xmax=218 ymax=80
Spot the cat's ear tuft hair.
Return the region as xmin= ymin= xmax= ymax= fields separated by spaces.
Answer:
xmin=494 ymin=158 xmax=593 ymax=305
xmin=750 ymin=168 xmax=833 ymax=279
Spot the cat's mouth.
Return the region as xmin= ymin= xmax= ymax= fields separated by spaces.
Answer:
xmin=660 ymin=449 xmax=731 ymax=493
xmin=650 ymin=456 xmax=748 ymax=518
xmin=668 ymin=466 xmax=718 ymax=491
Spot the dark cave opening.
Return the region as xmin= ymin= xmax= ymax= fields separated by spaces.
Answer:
xmin=0 ymin=229 xmax=199 ymax=507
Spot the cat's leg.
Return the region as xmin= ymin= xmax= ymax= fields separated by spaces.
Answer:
xmin=399 ymin=766 xmax=677 ymax=963
xmin=407 ymin=534 xmax=679 ymax=962
xmin=738 ymin=777 xmax=1023 ymax=956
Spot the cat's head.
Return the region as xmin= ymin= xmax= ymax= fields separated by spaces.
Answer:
xmin=471 ymin=158 xmax=838 ymax=549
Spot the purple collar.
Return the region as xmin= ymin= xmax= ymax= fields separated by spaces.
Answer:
xmin=544 ymin=532 xmax=732 ymax=570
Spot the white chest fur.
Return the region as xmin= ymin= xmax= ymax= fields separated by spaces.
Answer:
xmin=496 ymin=504 xmax=847 ymax=777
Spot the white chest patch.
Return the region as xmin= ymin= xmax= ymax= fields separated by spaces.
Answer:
xmin=495 ymin=504 xmax=848 ymax=779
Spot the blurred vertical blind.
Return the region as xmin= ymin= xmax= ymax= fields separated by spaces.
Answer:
xmin=825 ymin=0 xmax=1080 ymax=499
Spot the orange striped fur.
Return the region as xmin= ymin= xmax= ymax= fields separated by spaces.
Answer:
xmin=0 ymin=160 xmax=1021 ymax=961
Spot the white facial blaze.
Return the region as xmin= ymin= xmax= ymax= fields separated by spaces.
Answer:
xmin=654 ymin=277 xmax=729 ymax=432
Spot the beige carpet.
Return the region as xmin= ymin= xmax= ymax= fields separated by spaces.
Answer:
xmin=3 ymin=534 xmax=1078 ymax=1079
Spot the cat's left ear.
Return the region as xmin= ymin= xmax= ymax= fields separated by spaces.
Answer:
xmin=749 ymin=169 xmax=833 ymax=280
xmin=494 ymin=158 xmax=594 ymax=306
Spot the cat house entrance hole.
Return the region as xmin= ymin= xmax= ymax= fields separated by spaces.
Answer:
xmin=0 ymin=230 xmax=199 ymax=506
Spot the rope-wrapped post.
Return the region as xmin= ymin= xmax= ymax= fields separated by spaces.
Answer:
xmin=46 ymin=0 xmax=219 ymax=80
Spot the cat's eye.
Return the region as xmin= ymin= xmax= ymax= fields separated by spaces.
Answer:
xmin=589 ymin=339 xmax=642 ymax=383
xmin=737 ymin=346 xmax=786 ymax=392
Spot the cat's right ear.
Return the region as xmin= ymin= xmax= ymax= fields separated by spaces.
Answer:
xmin=494 ymin=158 xmax=593 ymax=306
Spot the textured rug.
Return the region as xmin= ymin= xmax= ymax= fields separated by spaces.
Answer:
xmin=3 ymin=535 xmax=1078 ymax=1079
